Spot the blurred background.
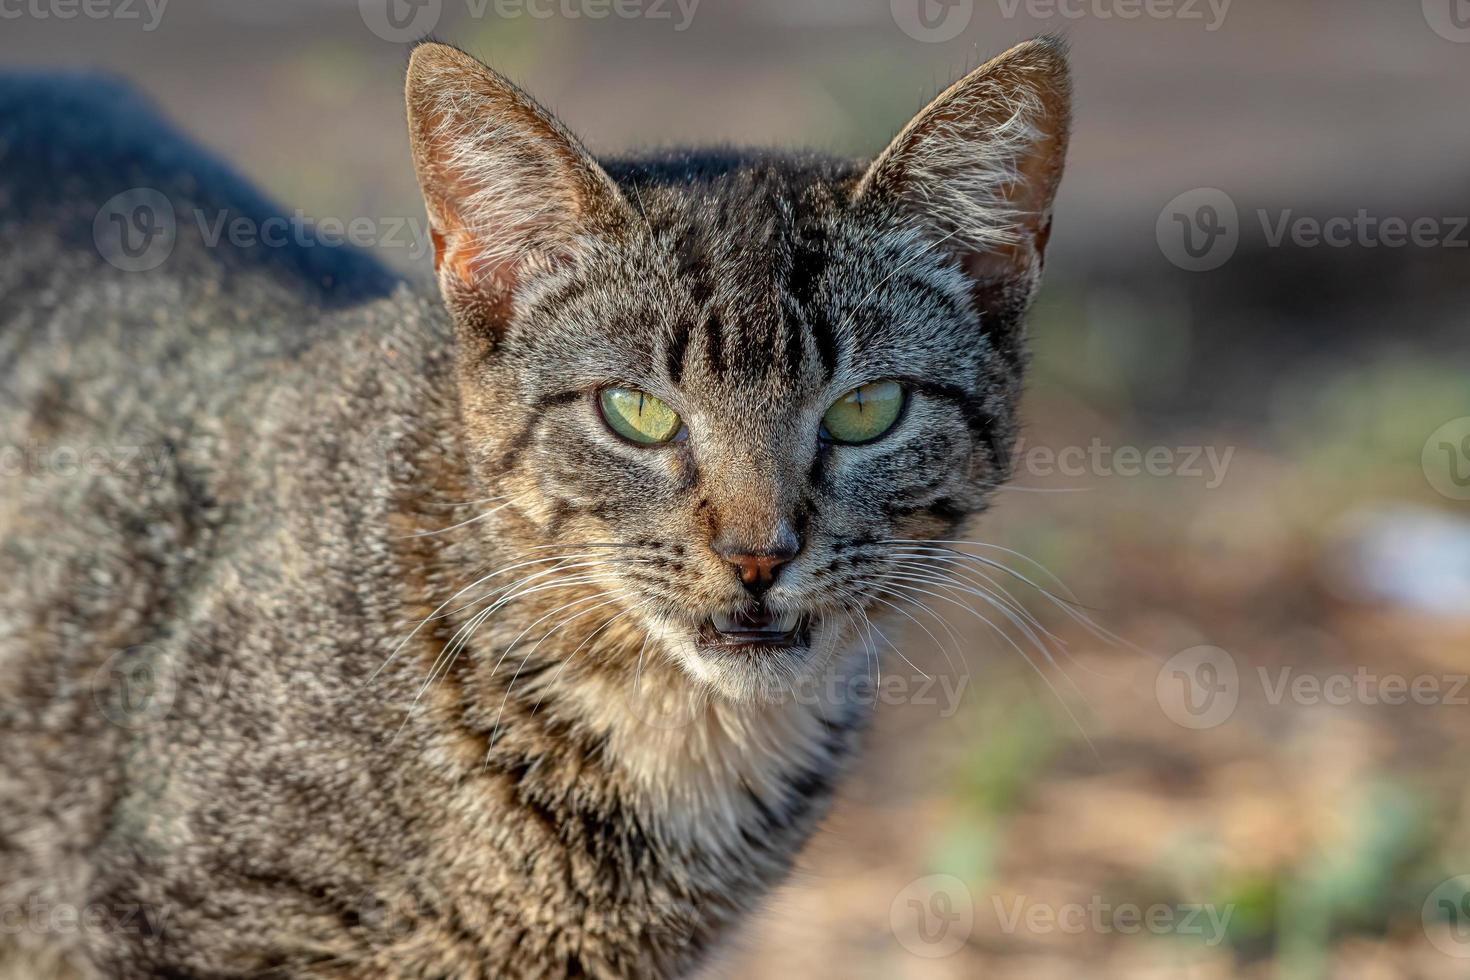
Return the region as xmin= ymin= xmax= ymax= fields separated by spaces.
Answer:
xmin=6 ymin=1 xmax=1469 ymax=976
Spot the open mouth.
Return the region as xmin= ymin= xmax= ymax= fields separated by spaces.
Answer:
xmin=697 ymin=605 xmax=811 ymax=650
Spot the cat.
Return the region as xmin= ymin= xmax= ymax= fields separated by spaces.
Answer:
xmin=0 ymin=36 xmax=1069 ymax=979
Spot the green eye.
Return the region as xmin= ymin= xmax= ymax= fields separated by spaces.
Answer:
xmin=599 ymin=387 xmax=684 ymax=445
xmin=821 ymin=381 xmax=906 ymax=445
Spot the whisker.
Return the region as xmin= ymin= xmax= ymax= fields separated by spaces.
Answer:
xmin=866 ymin=592 xmax=964 ymax=682
xmin=860 ymin=614 xmax=930 ymax=681
xmin=881 ymin=539 xmax=1086 ymax=607
xmin=881 ymin=557 xmax=1066 ymax=656
xmin=370 ymin=552 xmax=618 ymax=683
xmin=528 ymin=605 xmax=642 ymax=717
xmin=398 ymin=496 xmax=525 ymax=539
xmin=485 ymin=593 xmax=632 ymax=750
xmin=414 ymin=572 xmax=618 ymax=708
xmin=874 ymin=564 xmax=1089 ymax=704
xmin=880 ymin=578 xmax=1096 ymax=753
xmin=884 ymin=540 xmax=1141 ymax=654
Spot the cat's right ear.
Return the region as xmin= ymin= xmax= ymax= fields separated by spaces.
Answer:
xmin=405 ymin=43 xmax=633 ymax=336
xmin=852 ymin=37 xmax=1071 ymax=327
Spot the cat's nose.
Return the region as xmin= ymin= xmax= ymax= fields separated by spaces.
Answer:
xmin=713 ymin=530 xmax=801 ymax=597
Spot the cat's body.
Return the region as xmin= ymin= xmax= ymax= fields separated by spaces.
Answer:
xmin=0 ymin=41 xmax=1069 ymax=979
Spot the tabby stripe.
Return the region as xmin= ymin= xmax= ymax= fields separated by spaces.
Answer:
xmin=808 ymin=312 xmax=839 ymax=379
xmin=782 ymin=316 xmax=805 ymax=378
xmin=702 ymin=313 xmax=725 ymax=376
xmin=666 ymin=319 xmax=693 ymax=384
xmin=898 ymin=377 xmax=1007 ymax=471
xmin=533 ymin=390 xmax=583 ymax=410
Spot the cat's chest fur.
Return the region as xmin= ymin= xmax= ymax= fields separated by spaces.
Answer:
xmin=382 ymin=642 xmax=867 ymax=977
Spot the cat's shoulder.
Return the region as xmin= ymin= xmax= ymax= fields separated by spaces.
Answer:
xmin=0 ymin=71 xmax=396 ymax=309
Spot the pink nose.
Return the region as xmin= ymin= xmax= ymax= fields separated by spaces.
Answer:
xmin=724 ymin=554 xmax=790 ymax=590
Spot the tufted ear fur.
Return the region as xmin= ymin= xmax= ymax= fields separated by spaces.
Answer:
xmin=854 ymin=36 xmax=1071 ymax=317
xmin=404 ymin=43 xmax=634 ymax=338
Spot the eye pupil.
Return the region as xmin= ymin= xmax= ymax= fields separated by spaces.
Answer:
xmin=599 ymin=387 xmax=683 ymax=446
xmin=820 ymin=381 xmax=904 ymax=445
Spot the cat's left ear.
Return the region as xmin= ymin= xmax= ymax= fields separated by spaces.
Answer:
xmin=405 ymin=43 xmax=634 ymax=337
xmin=854 ymin=36 xmax=1071 ymax=315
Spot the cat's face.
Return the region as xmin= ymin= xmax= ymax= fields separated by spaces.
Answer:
xmin=406 ymin=41 xmax=1070 ymax=700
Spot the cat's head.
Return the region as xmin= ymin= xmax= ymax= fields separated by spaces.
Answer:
xmin=404 ymin=40 xmax=1069 ymax=701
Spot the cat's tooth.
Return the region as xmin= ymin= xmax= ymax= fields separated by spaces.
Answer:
xmin=775 ymin=611 xmax=801 ymax=632
xmin=712 ymin=612 xmax=740 ymax=633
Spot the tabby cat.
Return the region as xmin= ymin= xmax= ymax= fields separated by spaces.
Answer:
xmin=0 ymin=37 xmax=1070 ymax=979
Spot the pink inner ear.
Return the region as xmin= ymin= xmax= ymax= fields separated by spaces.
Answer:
xmin=434 ymin=223 xmax=511 ymax=297
xmin=435 ymin=215 xmax=582 ymax=303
